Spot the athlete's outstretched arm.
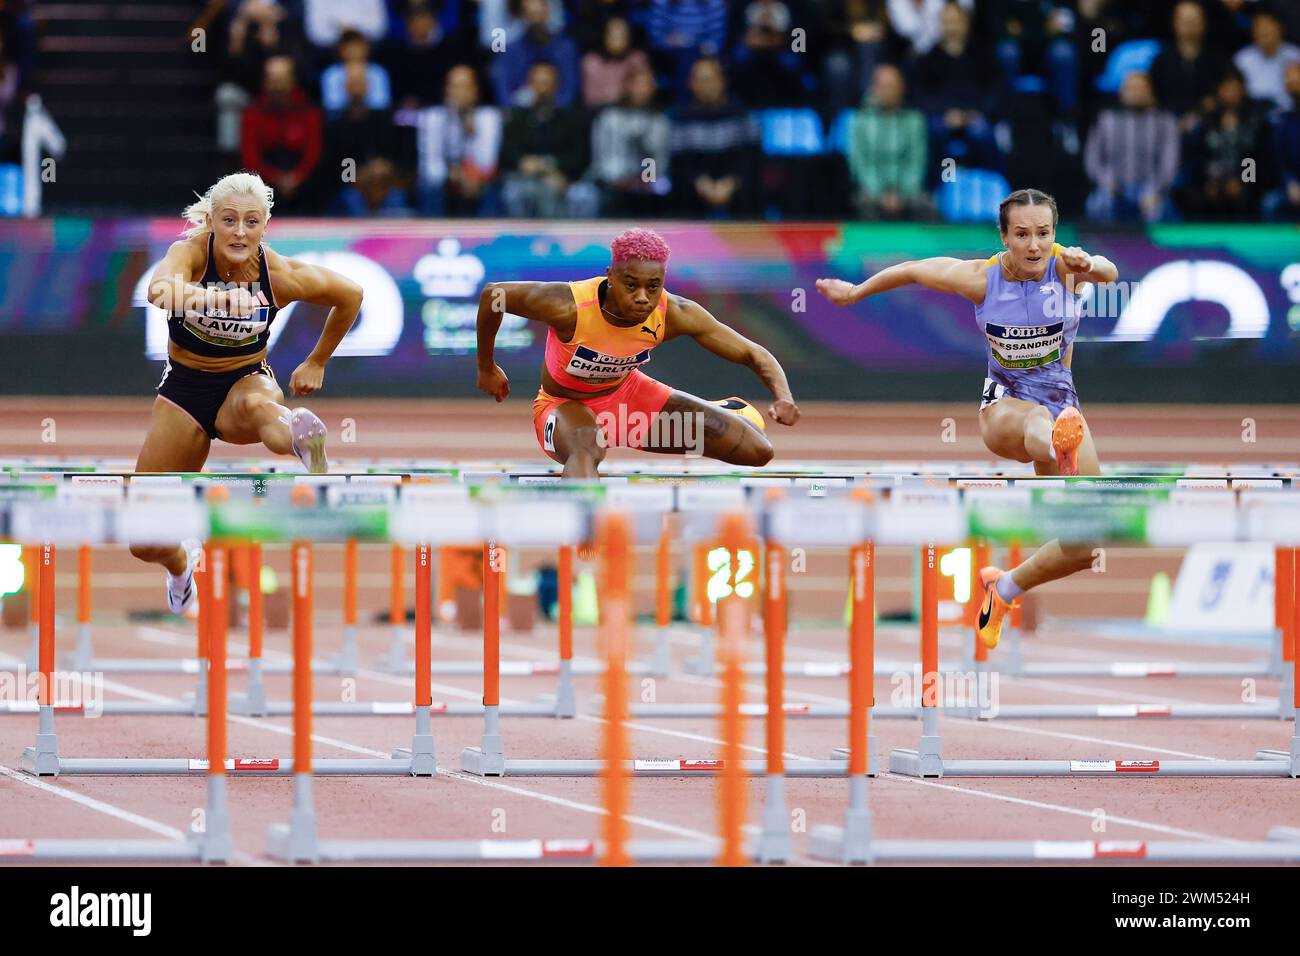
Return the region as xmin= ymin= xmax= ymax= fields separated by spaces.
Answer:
xmin=668 ymin=296 xmax=799 ymax=426
xmin=475 ymin=281 xmax=574 ymax=402
xmin=274 ymin=258 xmax=364 ymax=395
xmin=817 ymin=257 xmax=986 ymax=306
xmin=1055 ymin=245 xmax=1119 ymax=291
xmin=147 ymin=240 xmax=255 ymax=316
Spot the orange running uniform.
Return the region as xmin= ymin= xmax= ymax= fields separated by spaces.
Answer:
xmin=532 ymin=276 xmax=674 ymax=461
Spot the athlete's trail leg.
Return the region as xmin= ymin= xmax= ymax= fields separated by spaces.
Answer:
xmin=646 ymin=392 xmax=774 ymax=466
xmin=548 ymin=401 xmax=607 ymax=479
xmin=979 ymin=397 xmax=1102 ymax=589
xmin=214 ymin=373 xmax=295 ymax=454
xmin=131 ymin=398 xmax=210 ymax=573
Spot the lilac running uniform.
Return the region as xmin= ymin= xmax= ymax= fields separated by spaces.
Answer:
xmin=975 ymin=243 xmax=1083 ymax=419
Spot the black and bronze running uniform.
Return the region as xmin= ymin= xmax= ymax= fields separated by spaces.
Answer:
xmin=156 ymin=233 xmax=281 ymax=439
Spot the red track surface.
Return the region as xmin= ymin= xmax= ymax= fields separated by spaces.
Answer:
xmin=1 ymin=398 xmax=1298 ymax=866
xmin=0 ymin=397 xmax=1296 ymax=463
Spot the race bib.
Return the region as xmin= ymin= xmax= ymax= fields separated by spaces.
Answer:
xmin=984 ymin=321 xmax=1064 ymax=370
xmin=183 ymin=307 xmax=271 ymax=348
xmin=563 ymin=344 xmax=651 ymax=382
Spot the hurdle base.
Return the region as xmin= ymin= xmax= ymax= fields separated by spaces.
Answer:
xmin=889 ymin=743 xmax=944 ymax=778
xmin=293 ymin=838 xmax=719 ymax=864
xmin=830 ymin=735 xmax=880 ymax=776
xmin=1254 ymin=746 xmax=1300 ymax=777
xmin=374 ymin=626 xmax=411 ymax=674
xmin=682 ymin=628 xmax=715 ymax=677
xmin=392 ymin=737 xmax=438 ymax=776
xmin=461 ymin=742 xmax=506 ymax=776
xmin=551 ymin=685 xmax=577 ymax=719
xmin=640 ymin=627 xmax=674 ymax=678
xmin=9 ymin=840 xmax=209 ymax=862
xmin=61 ymin=623 xmax=95 ymax=673
xmin=809 ymin=815 xmax=874 ymax=865
xmin=229 ymin=685 xmax=269 ymax=717
xmin=266 ymin=820 xmax=319 ymax=864
xmin=476 ymin=758 xmax=851 ymax=777
xmin=185 ymin=687 xmax=206 ymax=718
xmin=756 ymin=775 xmax=791 ymax=864
xmin=21 ymin=736 xmax=61 ymax=776
xmin=26 ymin=756 xmax=430 ymax=776
xmin=193 ymin=776 xmax=233 ymax=864
xmin=894 ymin=757 xmax=1292 ymax=777
xmin=330 ymin=625 xmax=360 ymax=676
xmin=1279 ymin=662 xmax=1295 ymax=721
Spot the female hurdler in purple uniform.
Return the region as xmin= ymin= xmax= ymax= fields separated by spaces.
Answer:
xmin=816 ymin=188 xmax=1120 ymax=649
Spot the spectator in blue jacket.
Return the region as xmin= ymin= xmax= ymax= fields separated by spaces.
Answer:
xmin=491 ymin=0 xmax=579 ymax=106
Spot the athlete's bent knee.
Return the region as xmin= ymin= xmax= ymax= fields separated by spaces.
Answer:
xmin=569 ymin=427 xmax=607 ymax=463
xmin=733 ymin=432 xmax=773 ymax=467
xmin=232 ymin=390 xmax=272 ymax=421
xmin=752 ymin=434 xmax=775 ymax=466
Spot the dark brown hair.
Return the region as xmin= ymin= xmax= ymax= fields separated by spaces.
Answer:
xmin=998 ymin=188 xmax=1058 ymax=233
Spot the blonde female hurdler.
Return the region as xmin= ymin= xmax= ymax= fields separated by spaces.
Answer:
xmin=817 ymin=188 xmax=1121 ymax=650
xmin=135 ymin=171 xmax=363 ymax=613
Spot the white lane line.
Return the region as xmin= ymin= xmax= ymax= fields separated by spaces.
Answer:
xmin=129 ymin=623 xmax=1269 ymax=765
xmin=0 ymin=763 xmax=273 ymax=865
xmin=668 ymin=673 xmax=1249 ymax=761
xmin=36 ymin=629 xmax=739 ymax=854
xmin=115 ymin=625 xmax=1258 ymax=850
xmin=954 ymin=720 xmax=1223 ymax=761
xmin=879 ymin=773 xmax=1247 ymax=844
xmin=440 ymin=770 xmax=720 ymax=843
xmin=99 ymin=678 xmax=183 ymax=704
xmin=0 ymin=763 xmax=186 ymax=839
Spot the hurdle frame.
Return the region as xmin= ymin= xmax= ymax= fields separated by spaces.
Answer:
xmin=889 ymin=536 xmax=1300 ymax=780
xmin=459 ymin=492 xmax=861 ymax=780
xmin=21 ymin=532 xmax=439 ymax=778
xmin=6 ymin=543 xmax=231 ymax=863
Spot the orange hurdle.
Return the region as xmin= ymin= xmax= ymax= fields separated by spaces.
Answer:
xmin=377 ymin=543 xmax=407 ymax=670
xmin=20 ymin=544 xmax=58 ymax=772
xmin=22 ymin=545 xmax=38 ymax=670
xmin=1292 ymin=548 xmax=1299 ymax=720
xmin=337 ymin=538 xmax=361 ymax=672
xmin=716 ymin=513 xmax=748 ymax=866
xmin=203 ymin=544 xmax=233 ymax=860
xmin=757 ymin=525 xmax=790 ymax=862
xmin=232 ymin=542 xmax=270 ymax=714
xmin=1279 ymin=547 xmax=1294 ymax=690
xmin=911 ymin=543 xmax=944 ymax=775
xmin=555 ymin=544 xmax=577 ymax=715
xmin=461 ymin=539 xmax=507 ymax=774
xmin=642 ymin=514 xmax=675 ymax=676
xmin=65 ymin=545 xmax=94 ymax=667
xmin=599 ymin=513 xmax=632 ymax=866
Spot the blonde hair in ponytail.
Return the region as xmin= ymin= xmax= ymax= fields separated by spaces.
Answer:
xmin=181 ymin=172 xmax=274 ymax=239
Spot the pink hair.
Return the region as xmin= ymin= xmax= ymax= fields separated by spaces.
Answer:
xmin=610 ymin=228 xmax=670 ymax=268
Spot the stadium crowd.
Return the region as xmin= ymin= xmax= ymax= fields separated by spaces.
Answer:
xmin=5 ymin=0 xmax=1300 ymax=221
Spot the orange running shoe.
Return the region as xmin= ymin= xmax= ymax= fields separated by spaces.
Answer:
xmin=976 ymin=567 xmax=1015 ymax=649
xmin=1052 ymin=406 xmax=1085 ymax=476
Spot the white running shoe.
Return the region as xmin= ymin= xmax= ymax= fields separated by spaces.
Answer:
xmin=167 ymin=537 xmax=202 ymax=615
xmin=289 ymin=408 xmax=329 ymax=474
